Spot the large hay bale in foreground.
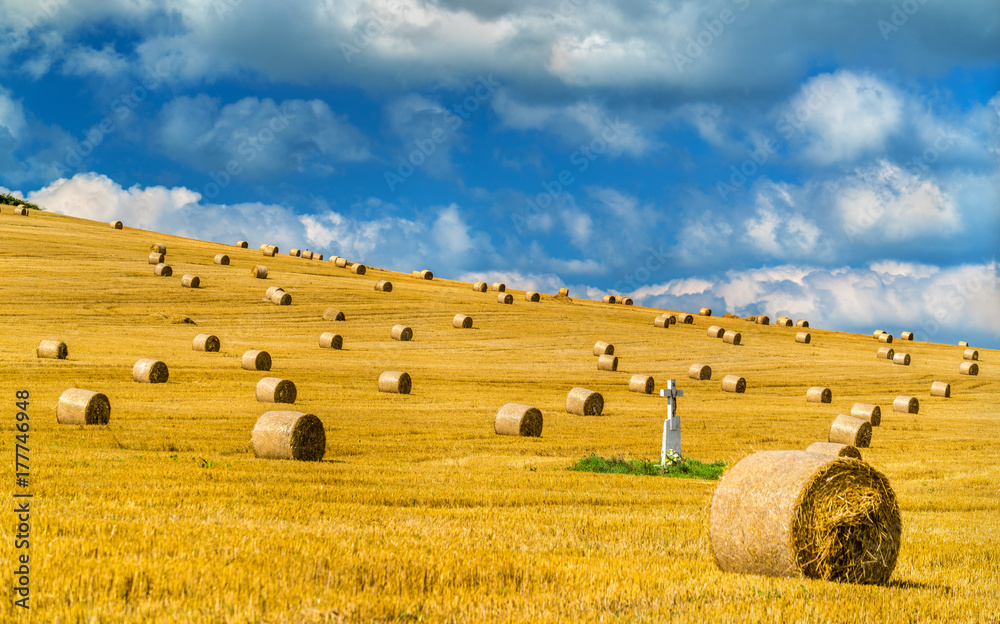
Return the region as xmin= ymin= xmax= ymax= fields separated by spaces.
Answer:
xmin=153 ymin=263 xmax=172 ymax=276
xmin=628 ymin=374 xmax=654 ymax=394
xmin=795 ymin=332 xmax=811 ymax=344
xmin=375 ymin=280 xmax=392 ymax=292
xmin=876 ymin=346 xmax=894 ymax=360
xmin=132 ymin=358 xmax=169 ymax=383
xmin=391 ymin=325 xmax=413 ymax=341
xmin=959 ymin=361 xmax=979 ymax=376
xmin=602 ymin=295 xmax=616 ymax=304
xmin=709 ymin=450 xmax=900 ymax=583
xmin=319 ymin=333 xmax=343 ymax=349
xmin=829 ymin=414 xmax=872 ymax=447
xmin=525 ymin=291 xmax=540 ymax=302
xmin=472 ymin=281 xmax=487 ymax=292
xmin=251 ymin=411 xmax=325 ymax=461
xmin=963 ymin=348 xmax=979 ymax=361
xmin=181 ymin=274 xmax=200 ymax=288
xmin=593 ymin=341 xmax=614 ymax=356
xmin=242 ymin=350 xmax=272 ymax=371
xmin=566 ymin=387 xmax=604 ymax=415
xmin=597 ymin=354 xmax=618 ymax=371
xmin=497 ymin=293 xmax=513 ymax=304
xmin=148 ymin=252 xmax=165 ymax=264
xmin=930 ymin=381 xmax=950 ymax=398
xmin=323 ymin=308 xmax=345 ymax=321
xmin=892 ymin=396 xmax=918 ymax=414
xmin=707 ymin=326 xmax=725 ymax=338
xmin=689 ymin=363 xmax=712 ymax=380
xmin=251 ymin=265 xmax=268 ymax=279
xmin=699 ymin=307 xmax=712 ymax=316
xmin=679 ymin=313 xmax=694 ymax=324
xmin=214 ymin=254 xmax=230 ymax=265
xmin=110 ymin=220 xmax=123 ymax=229
xmin=721 ymin=375 xmax=746 ymax=393
xmin=850 ymin=403 xmax=881 ymax=426
xmin=37 ymin=340 xmax=68 ymax=359
xmin=892 ymin=352 xmax=910 ymax=366
xmin=378 ymin=371 xmax=411 ymax=394
xmin=350 ymin=264 xmax=367 ymax=275
xmin=796 ymin=319 xmax=810 ymax=328
xmin=192 ymin=334 xmax=220 ymax=352
xmin=723 ymin=330 xmax=741 ymax=345
xmin=452 ymin=314 xmax=473 ymax=329
xmin=900 ymin=331 xmax=914 ymax=341
xmin=805 ymin=442 xmax=862 ymax=460
xmin=806 ymin=387 xmax=832 ymax=403
xmin=494 ymin=403 xmax=542 ymax=437
xmin=256 ymin=378 xmax=297 ymax=403
xmin=56 ymin=389 xmax=110 ymax=425
xmin=236 ymin=240 xmax=249 ymax=248
xmin=150 ymin=243 xmax=166 ymax=254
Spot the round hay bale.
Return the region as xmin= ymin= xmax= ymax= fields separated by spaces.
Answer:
xmin=192 ymin=334 xmax=220 ymax=352
xmin=132 ymin=358 xmax=169 ymax=383
xmin=350 ymin=264 xmax=367 ymax=275
xmin=251 ymin=265 xmax=268 ymax=279
xmin=262 ymin=245 xmax=278 ymax=257
xmin=796 ymin=319 xmax=810 ymax=328
xmin=256 ymin=377 xmax=297 ymax=403
xmin=892 ymin=396 xmax=919 ymax=414
xmin=963 ymin=348 xmax=979 ymax=361
xmin=301 ymin=251 xmax=314 ymax=260
xmin=497 ymin=293 xmax=513 ymax=304
xmin=689 ymin=363 xmax=712 ymax=381
xmin=930 ymin=381 xmax=950 ymax=398
xmin=214 ymin=254 xmax=230 ymax=265
xmin=290 ymin=248 xmax=301 ymax=257
xmin=153 ymin=263 xmax=172 ymax=276
xmin=335 ymin=257 xmax=348 ymax=268
xmin=491 ymin=282 xmax=507 ymax=292
xmin=597 ymin=354 xmax=618 ymax=371
xmin=452 ymin=314 xmax=473 ymax=329
xmin=265 ymin=286 xmax=285 ymax=298
xmin=242 ymin=350 xmax=272 ymax=371
xmin=721 ymin=375 xmax=746 ymax=393
xmin=628 ymin=374 xmax=654 ymax=394
xmin=806 ymin=387 xmax=832 ymax=403
xmin=524 ymin=291 xmax=540 ymax=302
xmin=270 ymin=291 xmax=291 ymax=305
xmin=181 ymin=274 xmax=200 ymax=288
xmin=958 ymin=340 xmax=969 ymax=347
xmin=237 ymin=240 xmax=249 ymax=248
xmin=602 ymin=295 xmax=616 ymax=304
xmin=148 ymin=252 xmax=165 ymax=264
xmin=150 ymin=244 xmax=166 ymax=254
xmin=805 ymin=442 xmax=862 ymax=460
xmin=14 ymin=206 xmax=28 ymax=215
xmin=679 ymin=313 xmax=694 ymax=324
xmin=566 ymin=387 xmax=604 ymax=415
xmin=259 ymin=244 xmax=268 ymax=251
xmin=959 ymin=361 xmax=979 ymax=376
xmin=329 ymin=256 xmax=341 ymax=264
xmin=251 ymin=411 xmax=325 ymax=461
xmin=319 ymin=332 xmax=343 ymax=349
xmin=323 ymin=308 xmax=345 ymax=321
xmin=110 ymin=220 xmax=123 ymax=229
xmin=900 ymin=331 xmax=914 ymax=341
xmin=829 ymin=414 xmax=872 ymax=447
xmin=378 ymin=371 xmax=411 ymax=394
xmin=593 ymin=341 xmax=614 ymax=356
xmin=723 ymin=330 xmax=742 ymax=345
xmin=707 ymin=326 xmax=725 ymax=338
xmin=558 ymin=287 xmax=569 ymax=296
xmin=472 ymin=281 xmax=488 ymax=292
xmin=699 ymin=307 xmax=712 ymax=316
xmin=314 ymin=253 xmax=323 ymax=261
xmin=892 ymin=352 xmax=910 ymax=366
xmin=879 ymin=333 xmax=893 ymax=344
xmin=619 ymin=297 xmax=634 ymax=306
xmin=419 ymin=269 xmax=433 ymax=280
xmin=709 ymin=450 xmax=900 ymax=583
xmin=37 ymin=340 xmax=68 ymax=359
xmin=654 ymin=316 xmax=671 ymax=328
xmin=56 ymin=389 xmax=111 ymax=425
xmin=755 ymin=314 xmax=770 ymax=325
xmin=391 ymin=325 xmax=413 ymax=341
xmin=850 ymin=403 xmax=881 ymax=426
xmin=873 ymin=330 xmax=886 ymax=339
xmin=795 ymin=332 xmax=811 ymax=344
xmin=494 ymin=403 xmax=543 ymax=437
xmin=876 ymin=346 xmax=894 ymax=360
xmin=375 ymin=280 xmax=393 ymax=292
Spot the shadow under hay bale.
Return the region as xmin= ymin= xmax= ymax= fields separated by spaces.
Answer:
xmin=525 ymin=291 xmax=540 ymax=302
xmin=110 ymin=220 xmax=123 ymax=229
xmin=963 ymin=348 xmax=979 ymax=361
xmin=959 ymin=361 xmax=979 ymax=376
xmin=472 ymin=281 xmax=487 ymax=292
xmin=193 ymin=334 xmax=220 ymax=352
xmin=452 ymin=314 xmax=473 ymax=329
xmin=930 ymin=381 xmax=950 ymax=397
xmin=850 ymin=403 xmax=881 ymax=426
xmin=251 ymin=411 xmax=325 ymax=461
xmin=37 ymin=340 xmax=67 ymax=359
xmin=593 ymin=341 xmax=614 ymax=356
xmin=721 ymin=375 xmax=746 ymax=393
xmin=795 ymin=332 xmax=811 ymax=344
xmin=723 ymin=330 xmax=742 ymax=345
xmin=148 ymin=252 xmax=165 ymax=264
xmin=796 ymin=319 xmax=810 ymax=328
xmin=806 ymin=442 xmax=862 ymax=459
xmin=375 ymin=280 xmax=392 ymax=292
xmin=181 ymin=274 xmax=200 ymax=288
xmin=709 ymin=450 xmax=900 ymax=584
xmin=57 ymin=389 xmax=110 ymax=425
xmin=689 ymin=363 xmax=712 ymax=380
xmin=497 ymin=293 xmax=513 ymax=304
xmin=256 ymin=377 xmax=297 ymax=403
xmin=251 ymin=265 xmax=268 ymax=279
xmin=495 ymin=403 xmax=543 ymax=437
xmin=214 ymin=254 xmax=230 ymax=265
xmin=892 ymin=396 xmax=919 ymax=414
xmin=566 ymin=387 xmax=604 ymax=415
xmin=132 ymin=358 xmax=169 ymax=383
xmin=629 ymin=374 xmax=654 ymax=394
xmin=892 ymin=352 xmax=910 ymax=366
xmin=806 ymin=387 xmax=832 ymax=403
xmin=323 ymin=308 xmax=346 ymax=321
xmin=877 ymin=346 xmax=894 ymax=360
xmin=242 ymin=350 xmax=272 ymax=371
xmin=829 ymin=414 xmax=872 ymax=448
xmin=391 ymin=325 xmax=413 ymax=341
xmin=319 ymin=333 xmax=343 ymax=349
xmin=602 ymin=295 xmax=616 ymax=304
xmin=237 ymin=240 xmax=249 ymax=248
xmin=378 ymin=371 xmax=411 ymax=394
xmin=597 ymin=354 xmax=618 ymax=371
xmin=154 ymin=263 xmax=172 ymax=276
xmin=351 ymin=264 xmax=367 ymax=275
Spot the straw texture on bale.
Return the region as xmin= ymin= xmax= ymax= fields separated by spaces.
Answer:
xmin=707 ymin=326 xmax=725 ymax=338
xmin=148 ymin=252 xmax=165 ymax=264
xmin=192 ymin=334 xmax=220 ymax=352
xmin=150 ymin=243 xmax=166 ymax=254
xmin=391 ymin=325 xmax=413 ymax=341
xmin=37 ymin=340 xmax=68 ymax=359
xmin=930 ymin=381 xmax=950 ymax=398
xmin=963 ymin=348 xmax=979 ymax=360
xmin=214 ymin=254 xmax=230 ymax=265
xmin=901 ymin=331 xmax=914 ymax=341
xmin=806 ymin=387 xmax=832 ymax=403
xmin=879 ymin=333 xmax=893 ymax=344
xmin=602 ymin=295 xmax=616 ymax=304
xmin=494 ymin=403 xmax=543 ymax=437
xmin=723 ymin=330 xmax=742 ymax=345
xmin=56 ymin=389 xmax=111 ymax=425
xmin=795 ymin=332 xmax=811 ymax=344
xmin=721 ymin=375 xmax=746 ymax=393
xmin=378 ymin=371 xmax=411 ymax=394
xmin=597 ymin=354 xmax=618 ymax=371
xmin=892 ymin=352 xmax=910 ymax=366
xmin=251 ymin=265 xmax=268 ymax=278
xmin=524 ymin=291 xmax=540 ymax=302
xmin=700 ymin=307 xmax=712 ymax=316
xmin=251 ymin=411 xmax=325 ymax=461
xmin=497 ymin=293 xmax=513 ymax=304
xmin=335 ymin=257 xmax=348 ymax=268
xmin=132 ymin=358 xmax=169 ymax=383
xmin=776 ymin=317 xmax=793 ymax=327
xmin=653 ymin=316 xmax=671 ymax=328
xmin=237 ymin=240 xmax=248 ymax=248
xmin=289 ymin=248 xmax=301 ymax=257
xmin=593 ymin=341 xmax=614 ymax=356
xmin=892 ymin=396 xmax=918 ymax=414
xmin=850 ymin=403 xmax=881 ymax=427
xmin=755 ymin=315 xmax=770 ymax=325
xmin=566 ymin=387 xmax=604 ymax=415
xmin=473 ymin=281 xmax=488 ymax=292
xmin=689 ymin=363 xmax=712 ymax=380
xmin=959 ymin=361 xmax=979 ymax=376
xmin=181 ymin=274 xmax=200 ymax=288
xmin=680 ymin=313 xmax=694 ymax=324
xmin=558 ymin=287 xmax=569 ymax=296
xmin=618 ymin=297 xmax=633 ymax=306
xmin=319 ymin=333 xmax=343 ymax=349
xmin=242 ymin=350 xmax=272 ymax=371
xmin=805 ymin=442 xmax=862 ymax=460
xmin=452 ymin=314 xmax=473 ymax=329
xmin=110 ymin=220 xmax=123 ymax=229
xmin=270 ymin=291 xmax=291 ymax=305
xmin=796 ymin=320 xmax=810 ymax=328
xmin=323 ymin=308 xmax=346 ymax=322
xmin=876 ymin=346 xmax=894 ymax=360
xmin=628 ymin=374 xmax=654 ymax=394
xmin=256 ymin=377 xmax=297 ymax=404
xmin=153 ymin=263 xmax=172 ymax=276
xmin=709 ymin=450 xmax=900 ymax=583
xmin=375 ymin=280 xmax=393 ymax=292
xmin=829 ymin=414 xmax=872 ymax=448
xmin=350 ymin=264 xmax=367 ymax=275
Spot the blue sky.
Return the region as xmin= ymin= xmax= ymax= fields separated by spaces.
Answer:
xmin=2 ymin=0 xmax=998 ymax=347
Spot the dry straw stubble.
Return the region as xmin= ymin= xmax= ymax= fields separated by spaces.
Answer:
xmin=629 ymin=374 xmax=654 ymax=394
xmin=566 ymin=387 xmax=604 ymax=416
xmin=806 ymin=442 xmax=862 ymax=460
xmin=242 ymin=350 xmax=272 ymax=371
xmin=494 ymin=403 xmax=543 ymax=437
xmin=378 ymin=371 xmax=411 ymax=394
xmin=193 ymin=334 xmax=221 ymax=352
xmin=829 ymin=414 xmax=872 ymax=448
xmin=251 ymin=411 xmax=325 ymax=461
xmin=56 ymin=389 xmax=111 ymax=425
xmin=37 ymin=340 xmax=68 ymax=359
xmin=256 ymin=378 xmax=297 ymax=403
xmin=132 ymin=358 xmax=169 ymax=383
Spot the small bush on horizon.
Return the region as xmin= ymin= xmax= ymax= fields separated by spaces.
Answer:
xmin=1 ymin=192 xmax=41 ymax=210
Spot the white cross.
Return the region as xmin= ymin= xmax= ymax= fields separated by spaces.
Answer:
xmin=659 ymin=379 xmax=683 ymax=465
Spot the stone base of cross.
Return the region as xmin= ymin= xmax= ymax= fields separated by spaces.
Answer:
xmin=660 ymin=379 xmax=683 ymax=465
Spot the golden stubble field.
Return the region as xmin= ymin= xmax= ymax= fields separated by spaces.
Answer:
xmin=0 ymin=209 xmax=998 ymax=623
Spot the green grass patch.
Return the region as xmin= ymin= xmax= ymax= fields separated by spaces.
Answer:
xmin=569 ymin=454 xmax=727 ymax=480
xmin=1 ymin=192 xmax=41 ymax=211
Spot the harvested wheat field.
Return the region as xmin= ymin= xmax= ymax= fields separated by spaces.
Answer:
xmin=0 ymin=210 xmax=998 ymax=623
